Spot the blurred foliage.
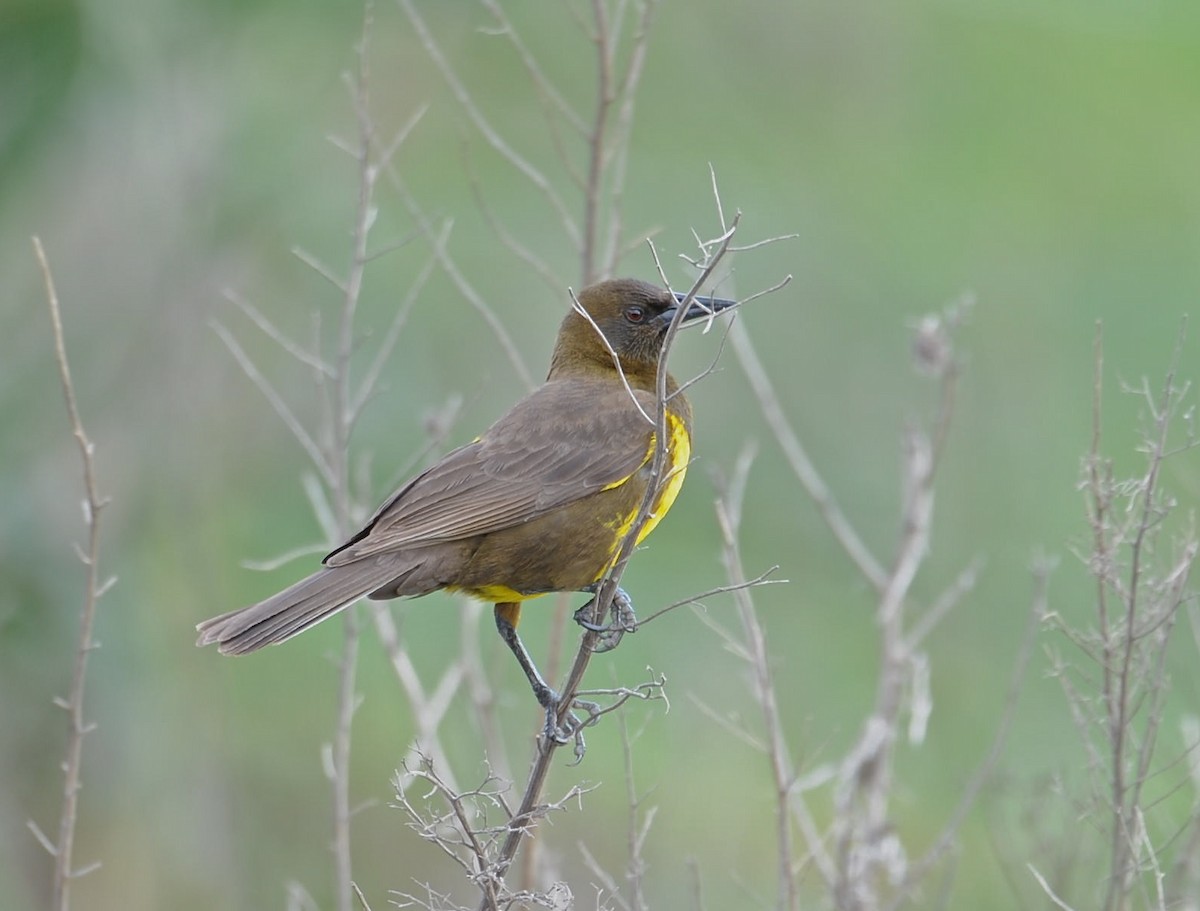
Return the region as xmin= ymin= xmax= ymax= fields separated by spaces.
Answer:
xmin=2 ymin=1 xmax=1198 ymax=909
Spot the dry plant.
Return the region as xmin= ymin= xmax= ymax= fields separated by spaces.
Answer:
xmin=699 ymin=300 xmax=1043 ymax=911
xmin=374 ymin=3 xmax=791 ymax=909
xmin=1029 ymin=322 xmax=1199 ymax=911
xmin=212 ymin=12 xmax=440 ymax=911
xmin=214 ymin=3 xmax=789 ymax=910
xmin=395 ymin=0 xmax=659 ymax=292
xmin=26 ymin=238 xmax=114 ymax=910
xmin=380 ymin=191 xmax=788 ymax=909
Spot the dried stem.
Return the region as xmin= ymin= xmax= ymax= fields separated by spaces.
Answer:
xmin=395 ymin=0 xmax=581 ymax=248
xmin=580 ymin=0 xmax=614 ymax=286
xmin=387 ymin=180 xmax=535 ymax=391
xmin=831 ymin=366 xmax=956 ymax=910
xmin=211 ymin=320 xmax=337 ymax=488
xmin=714 ymin=442 xmax=803 ymax=911
xmin=728 ymin=320 xmax=888 ymax=591
xmin=321 ymin=9 xmax=790 ymax=908
xmin=431 ymin=0 xmax=657 ymax=289
xmin=887 ymin=559 xmax=1048 ymax=911
xmin=215 ymin=9 xmax=434 ymax=904
xmin=1070 ymin=320 xmax=1198 ymax=911
xmin=709 ymin=297 xmax=1015 ymax=910
xmin=30 ymin=236 xmax=110 ymax=910
xmin=475 ymin=214 xmax=746 ymax=911
xmin=324 ymin=16 xmax=385 ymax=910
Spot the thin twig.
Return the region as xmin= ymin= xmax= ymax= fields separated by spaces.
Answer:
xmin=226 ymin=290 xmax=336 ymax=377
xmin=387 ymin=180 xmax=535 ymax=390
xmin=32 ymin=235 xmax=109 ymax=911
xmin=395 ymin=0 xmax=581 ymax=248
xmin=887 ymin=559 xmax=1049 ymax=910
xmin=568 ymin=287 xmax=653 ymax=424
xmin=579 ymin=0 xmax=615 ymax=286
xmin=715 ymin=442 xmax=804 ymax=909
xmin=349 ymin=222 xmax=443 ymax=422
xmin=324 ymin=15 xmax=391 ymax=908
xmin=632 ymin=569 xmax=782 ymax=629
xmin=479 ymin=211 xmax=745 ymax=911
xmin=465 ymin=146 xmax=564 ymax=294
xmin=728 ymin=319 xmax=888 ymax=591
xmin=1029 ymin=863 xmax=1080 ymax=911
xmin=478 ymin=0 xmax=587 ymax=136
xmin=211 ymin=320 xmax=336 ymax=488
xmin=600 ymin=0 xmax=658 ymax=279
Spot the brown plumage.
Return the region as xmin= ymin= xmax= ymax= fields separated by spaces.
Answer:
xmin=196 ymin=277 xmax=735 ymax=735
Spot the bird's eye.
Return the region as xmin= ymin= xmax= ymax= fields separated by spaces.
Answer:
xmin=625 ymin=306 xmax=645 ymax=324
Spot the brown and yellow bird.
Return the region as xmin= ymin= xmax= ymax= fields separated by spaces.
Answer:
xmin=197 ymin=277 xmax=735 ymax=738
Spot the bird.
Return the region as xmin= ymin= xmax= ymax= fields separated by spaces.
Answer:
xmin=197 ymin=277 xmax=736 ymax=742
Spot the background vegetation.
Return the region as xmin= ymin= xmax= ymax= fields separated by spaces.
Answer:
xmin=2 ymin=1 xmax=1198 ymax=909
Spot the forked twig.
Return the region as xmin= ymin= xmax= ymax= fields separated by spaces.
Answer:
xmin=714 ymin=442 xmax=806 ymax=909
xmin=477 ymin=208 xmax=752 ymax=911
xmin=395 ymin=0 xmax=581 ymax=248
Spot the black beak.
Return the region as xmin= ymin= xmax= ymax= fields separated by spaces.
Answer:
xmin=657 ymin=291 xmax=738 ymax=327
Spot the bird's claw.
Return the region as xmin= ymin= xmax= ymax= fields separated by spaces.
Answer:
xmin=531 ymin=586 xmax=636 ymax=761
xmin=541 ymin=695 xmax=602 ymax=763
xmin=573 ymin=586 xmax=637 ymax=653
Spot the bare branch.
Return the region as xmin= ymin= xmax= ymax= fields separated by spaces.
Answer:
xmin=580 ymin=0 xmax=615 ymax=286
xmin=889 ymin=559 xmax=1048 ymax=909
xmin=599 ymin=0 xmax=658 ymax=279
xmin=396 ymin=0 xmax=581 ymax=247
xmin=714 ymin=441 xmax=804 ymax=909
xmin=241 ymin=542 xmax=329 ymax=572
xmin=326 ymin=18 xmax=390 ymax=906
xmin=477 ymin=196 xmax=748 ymax=909
xmin=350 ymin=224 xmax=443 ymax=422
xmin=907 ymin=556 xmax=985 ymax=649
xmin=478 ymin=0 xmax=587 ymax=136
xmin=466 ymin=148 xmax=564 ymax=294
xmin=211 ymin=320 xmax=336 ymax=487
xmin=729 ymin=232 xmax=802 ymax=253
xmin=687 ymin=693 xmax=767 ymax=753
xmin=292 ymin=245 xmax=350 ymax=295
xmin=632 ymin=568 xmax=782 ymax=630
xmin=1029 ymin=863 xmax=1080 ymax=911
xmin=1041 ymin=319 xmax=1200 ymax=911
xmin=32 ymin=235 xmax=109 ymax=911
xmin=370 ymin=600 xmax=463 ymax=795
xmin=386 ymin=175 xmax=535 ymax=390
xmin=619 ymin=711 xmax=654 ymax=911
xmin=728 ymin=319 xmax=888 ymax=591
xmin=226 ymin=290 xmax=335 ymax=377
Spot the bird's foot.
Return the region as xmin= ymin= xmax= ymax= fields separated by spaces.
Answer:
xmin=573 ymin=586 xmax=637 ymax=653
xmin=538 ymin=689 xmax=602 ymax=764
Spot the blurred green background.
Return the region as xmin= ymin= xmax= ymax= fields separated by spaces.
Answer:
xmin=3 ymin=1 xmax=1199 ymax=909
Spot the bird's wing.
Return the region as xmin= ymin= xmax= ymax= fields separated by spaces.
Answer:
xmin=324 ymin=380 xmax=659 ymax=564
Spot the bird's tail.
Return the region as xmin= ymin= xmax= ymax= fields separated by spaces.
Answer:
xmin=196 ymin=560 xmax=406 ymax=655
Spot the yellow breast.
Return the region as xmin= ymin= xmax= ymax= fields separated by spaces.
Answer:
xmin=459 ymin=415 xmax=692 ymax=602
xmin=606 ymin=413 xmax=691 ymax=547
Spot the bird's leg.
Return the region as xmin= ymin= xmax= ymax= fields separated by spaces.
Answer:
xmin=573 ymin=585 xmax=637 ymax=653
xmin=493 ymin=603 xmax=599 ymax=753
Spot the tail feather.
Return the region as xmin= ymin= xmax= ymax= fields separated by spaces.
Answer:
xmin=196 ymin=561 xmax=409 ymax=655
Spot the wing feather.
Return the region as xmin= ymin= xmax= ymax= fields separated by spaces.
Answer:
xmin=325 ymin=379 xmax=656 ymax=564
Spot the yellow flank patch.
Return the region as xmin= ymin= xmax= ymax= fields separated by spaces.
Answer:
xmin=450 ymin=583 xmax=545 ymax=602
xmin=606 ymin=414 xmax=691 ymax=548
xmin=452 ymin=417 xmax=692 ymax=602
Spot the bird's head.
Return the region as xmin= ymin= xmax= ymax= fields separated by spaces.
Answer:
xmin=549 ymin=278 xmax=736 ymax=384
